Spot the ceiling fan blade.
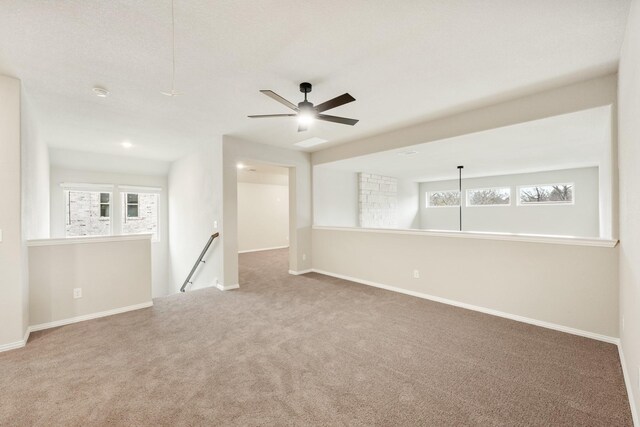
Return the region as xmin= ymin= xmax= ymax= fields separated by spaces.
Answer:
xmin=315 ymin=93 xmax=355 ymax=113
xmin=260 ymin=90 xmax=299 ymax=111
xmin=298 ymin=124 xmax=308 ymax=132
xmin=248 ymin=114 xmax=297 ymax=118
xmin=316 ymin=114 xmax=359 ymax=126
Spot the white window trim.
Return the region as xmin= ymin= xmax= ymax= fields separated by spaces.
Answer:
xmin=517 ymin=182 xmax=575 ymax=206
xmin=118 ymin=185 xmax=162 ymax=193
xmin=60 ymin=182 xmax=114 ymax=191
xmin=426 ymin=190 xmax=461 ymax=208
xmin=466 ymin=186 xmax=512 ymax=208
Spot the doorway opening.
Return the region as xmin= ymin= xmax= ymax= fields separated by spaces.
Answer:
xmin=236 ymin=162 xmax=290 ymax=267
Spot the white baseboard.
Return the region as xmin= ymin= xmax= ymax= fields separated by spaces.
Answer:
xmin=311 ymin=268 xmax=619 ymax=344
xmin=28 ymin=301 xmax=154 ymax=333
xmin=618 ymin=343 xmax=639 ymax=426
xmin=0 ymin=327 xmax=31 ymax=353
xmin=289 ymin=269 xmax=313 ymax=275
xmin=238 ymin=246 xmax=289 ymax=254
xmin=216 ymin=283 xmax=239 ymax=291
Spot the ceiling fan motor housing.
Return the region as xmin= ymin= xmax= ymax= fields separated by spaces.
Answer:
xmin=298 ymin=100 xmax=314 ymax=110
xmin=299 ymin=82 xmax=312 ymax=93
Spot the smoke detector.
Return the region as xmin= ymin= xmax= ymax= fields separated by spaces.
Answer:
xmin=92 ymin=87 xmax=110 ymax=98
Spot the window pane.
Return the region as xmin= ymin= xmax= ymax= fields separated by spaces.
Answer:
xmin=100 ymin=193 xmax=109 ymax=203
xmin=122 ymin=193 xmax=159 ymax=240
xmin=519 ymin=184 xmax=573 ymax=204
xmin=428 ymin=191 xmax=460 ymax=207
xmin=467 ymin=187 xmax=511 ymax=206
xmin=127 ymin=204 xmax=139 ymax=218
xmin=65 ymin=191 xmax=111 ymax=237
xmin=127 ymin=193 xmax=138 ymax=204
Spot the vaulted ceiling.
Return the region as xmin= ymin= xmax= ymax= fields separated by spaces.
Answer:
xmin=0 ymin=0 xmax=631 ymax=161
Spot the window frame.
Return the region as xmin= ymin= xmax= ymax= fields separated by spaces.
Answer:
xmin=465 ymin=186 xmax=512 ymax=208
xmin=99 ymin=192 xmax=110 ymax=218
xmin=426 ymin=190 xmax=461 ymax=208
xmin=124 ymin=192 xmax=140 ymax=219
xmin=63 ymin=185 xmax=114 ymax=238
xmin=517 ymin=182 xmax=575 ymax=206
xmin=120 ymin=188 xmax=161 ymax=242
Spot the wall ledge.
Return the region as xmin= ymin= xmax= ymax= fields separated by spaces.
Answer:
xmin=27 ymin=234 xmax=152 ymax=247
xmin=313 ymin=226 xmax=618 ymax=248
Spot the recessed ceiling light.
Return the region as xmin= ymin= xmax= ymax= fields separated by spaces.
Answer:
xmin=237 ymin=163 xmax=245 ymax=169
xmin=121 ymin=141 xmax=133 ymax=148
xmin=93 ymin=87 xmax=110 ymax=98
xmin=397 ymin=150 xmax=418 ymax=156
xmin=293 ymin=137 xmax=328 ymax=148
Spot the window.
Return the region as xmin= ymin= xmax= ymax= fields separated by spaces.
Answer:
xmin=519 ymin=183 xmax=574 ymax=205
xmin=427 ymin=190 xmax=460 ymax=207
xmin=126 ymin=193 xmax=139 ymax=218
xmin=122 ymin=192 xmax=159 ymax=240
xmin=100 ymin=193 xmax=110 ymax=217
xmin=467 ymin=187 xmax=511 ymax=207
xmin=65 ymin=190 xmax=112 ymax=237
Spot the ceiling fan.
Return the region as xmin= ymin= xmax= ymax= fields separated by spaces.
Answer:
xmin=248 ymin=82 xmax=358 ymax=132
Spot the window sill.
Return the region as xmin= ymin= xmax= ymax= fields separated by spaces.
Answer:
xmin=27 ymin=234 xmax=153 ymax=247
xmin=312 ymin=226 xmax=618 ymax=248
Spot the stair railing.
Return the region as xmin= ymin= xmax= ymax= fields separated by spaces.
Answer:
xmin=180 ymin=232 xmax=219 ymax=292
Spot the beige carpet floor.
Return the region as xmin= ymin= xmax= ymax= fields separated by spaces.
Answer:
xmin=0 ymin=248 xmax=632 ymax=426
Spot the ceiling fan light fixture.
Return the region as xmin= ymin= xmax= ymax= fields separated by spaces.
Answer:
xmin=297 ymin=111 xmax=315 ymax=126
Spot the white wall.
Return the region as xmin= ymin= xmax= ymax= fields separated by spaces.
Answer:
xmin=28 ymin=236 xmax=152 ymax=328
xmin=21 ymin=94 xmax=49 ymax=241
xmin=313 ymin=167 xmax=358 ymax=227
xmin=0 ymin=75 xmax=27 ymax=350
xmin=398 ymin=178 xmax=420 ymax=229
xmin=618 ymin=0 xmax=640 ymax=419
xmin=313 ymin=167 xmax=419 ymax=229
xmin=237 ymin=181 xmax=289 ymax=252
xmin=420 ymin=167 xmax=600 ymax=237
xmin=168 ymin=140 xmax=224 ymax=293
xmin=312 ymin=228 xmax=619 ymax=339
xmin=50 ymin=167 xmax=170 ymax=297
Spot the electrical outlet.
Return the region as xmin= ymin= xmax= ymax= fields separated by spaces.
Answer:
xmin=413 ymin=269 xmax=420 ymax=279
xmin=73 ymin=288 xmax=82 ymax=299
xmin=213 ymin=220 xmax=218 ymax=229
xmin=302 ymin=253 xmax=306 ymax=261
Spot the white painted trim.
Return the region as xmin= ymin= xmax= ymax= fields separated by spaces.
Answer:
xmin=311 ymin=268 xmax=618 ymax=344
xmin=289 ymin=269 xmax=313 ymax=275
xmin=216 ymin=283 xmax=240 ymax=291
xmin=313 ymin=226 xmax=618 ymax=248
xmin=59 ymin=182 xmax=114 ymax=190
xmin=0 ymin=328 xmax=31 ymax=353
xmin=618 ymin=343 xmax=639 ymax=426
xmin=238 ymin=245 xmax=289 ymax=254
xmin=28 ymin=301 xmax=153 ymax=332
xmin=27 ymin=233 xmax=152 ymax=247
xmin=0 ymin=339 xmax=26 ymax=353
xmin=117 ymin=185 xmax=162 ymax=193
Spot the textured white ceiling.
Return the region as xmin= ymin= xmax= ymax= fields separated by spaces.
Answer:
xmin=318 ymin=106 xmax=611 ymax=182
xmin=0 ymin=1 xmax=630 ymax=161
